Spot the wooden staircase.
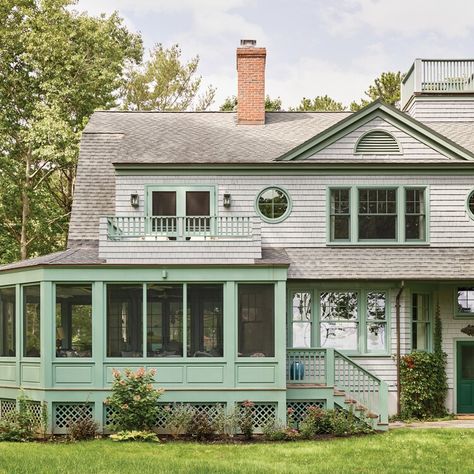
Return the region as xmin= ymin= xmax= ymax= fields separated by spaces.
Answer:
xmin=287 ymin=348 xmax=389 ymax=431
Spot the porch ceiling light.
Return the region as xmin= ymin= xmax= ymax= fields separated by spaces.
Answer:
xmin=223 ymin=193 xmax=231 ymax=208
xmin=130 ymin=193 xmax=139 ymax=208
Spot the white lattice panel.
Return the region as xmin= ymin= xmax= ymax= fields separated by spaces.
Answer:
xmin=287 ymin=400 xmax=325 ymax=424
xmin=27 ymin=401 xmax=43 ymax=427
xmin=0 ymin=399 xmax=16 ymax=418
xmin=54 ymin=403 xmax=94 ymax=433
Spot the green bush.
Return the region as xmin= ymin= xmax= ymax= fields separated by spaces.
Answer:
xmin=187 ymin=411 xmax=216 ymax=440
xmin=110 ymin=430 xmax=160 ymax=442
xmin=105 ymin=368 xmax=164 ymax=432
xmin=239 ymin=400 xmax=254 ymax=440
xmin=163 ymin=404 xmax=195 ymax=438
xmin=261 ymin=420 xmax=300 ymax=441
xmin=400 ymin=351 xmax=448 ymax=419
xmin=67 ymin=416 xmax=99 ymax=441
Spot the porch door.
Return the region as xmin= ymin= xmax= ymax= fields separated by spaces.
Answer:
xmin=457 ymin=341 xmax=474 ymax=413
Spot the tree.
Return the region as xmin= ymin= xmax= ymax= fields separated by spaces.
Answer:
xmin=0 ymin=0 xmax=142 ymax=262
xmin=219 ymin=95 xmax=282 ymax=111
xmin=291 ymin=95 xmax=345 ymax=112
xmin=121 ymin=44 xmax=216 ymax=111
xmin=350 ymin=71 xmax=404 ymax=111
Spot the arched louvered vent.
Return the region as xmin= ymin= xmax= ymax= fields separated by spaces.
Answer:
xmin=355 ymin=130 xmax=401 ymax=154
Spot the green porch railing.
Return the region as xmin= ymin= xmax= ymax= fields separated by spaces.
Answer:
xmin=107 ymin=215 xmax=252 ymax=240
xmin=286 ymin=348 xmax=388 ymax=424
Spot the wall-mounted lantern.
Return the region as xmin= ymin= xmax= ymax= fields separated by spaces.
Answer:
xmin=223 ymin=192 xmax=231 ymax=208
xmin=130 ymin=193 xmax=139 ymax=208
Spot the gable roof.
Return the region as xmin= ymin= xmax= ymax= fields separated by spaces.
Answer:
xmin=277 ymin=100 xmax=474 ymax=162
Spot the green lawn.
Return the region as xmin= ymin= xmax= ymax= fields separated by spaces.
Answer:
xmin=0 ymin=429 xmax=472 ymax=474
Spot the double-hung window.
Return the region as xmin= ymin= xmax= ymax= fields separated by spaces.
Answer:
xmin=329 ymin=186 xmax=427 ymax=243
xmin=412 ymin=293 xmax=431 ymax=350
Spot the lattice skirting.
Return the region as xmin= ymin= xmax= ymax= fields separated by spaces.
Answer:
xmin=240 ymin=402 xmax=277 ymax=429
xmin=0 ymin=399 xmax=16 ymax=419
xmin=286 ymin=400 xmax=325 ymax=425
xmin=26 ymin=401 xmax=44 ymax=428
xmin=53 ymin=403 xmax=94 ymax=434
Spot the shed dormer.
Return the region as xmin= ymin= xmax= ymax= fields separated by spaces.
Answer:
xmin=401 ymin=59 xmax=474 ymax=122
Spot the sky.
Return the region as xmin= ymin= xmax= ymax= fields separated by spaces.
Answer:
xmin=74 ymin=0 xmax=474 ymax=110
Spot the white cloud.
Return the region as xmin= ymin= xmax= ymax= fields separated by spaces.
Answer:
xmin=321 ymin=0 xmax=474 ymax=38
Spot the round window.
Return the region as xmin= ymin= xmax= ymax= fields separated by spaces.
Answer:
xmin=468 ymin=190 xmax=474 ymax=218
xmin=257 ymin=187 xmax=291 ymax=222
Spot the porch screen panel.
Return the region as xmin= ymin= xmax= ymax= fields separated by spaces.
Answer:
xmin=107 ymin=284 xmax=143 ymax=357
xmin=55 ymin=285 xmax=92 ymax=358
xmin=412 ymin=293 xmax=430 ymax=351
xmin=238 ymin=284 xmax=274 ymax=357
xmin=23 ymin=285 xmax=40 ymax=357
xmin=366 ymin=292 xmax=386 ymax=352
xmin=320 ymin=291 xmax=358 ymax=350
xmin=147 ymin=284 xmax=183 ymax=357
xmin=291 ymin=292 xmax=311 ymax=348
xmin=0 ymin=287 xmax=15 ymax=357
xmin=187 ymin=284 xmax=223 ymax=357
xmin=358 ymin=188 xmax=397 ymax=240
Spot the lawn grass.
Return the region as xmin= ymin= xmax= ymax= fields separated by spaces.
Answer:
xmin=0 ymin=429 xmax=472 ymax=474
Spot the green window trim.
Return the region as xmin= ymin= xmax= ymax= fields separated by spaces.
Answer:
xmin=326 ymin=185 xmax=430 ymax=245
xmin=453 ymin=285 xmax=474 ymax=319
xmin=287 ymin=287 xmax=390 ymax=356
xmin=410 ymin=292 xmax=433 ymax=352
xmin=255 ymin=186 xmax=292 ymax=223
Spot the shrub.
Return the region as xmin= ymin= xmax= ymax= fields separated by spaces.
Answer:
xmin=299 ymin=406 xmax=332 ymax=438
xmin=0 ymin=394 xmax=43 ymax=442
xmin=400 ymin=351 xmax=448 ymax=419
xmin=67 ymin=416 xmax=99 ymax=441
xmin=164 ymin=404 xmax=194 ymax=438
xmin=187 ymin=411 xmax=216 ymax=440
xmin=105 ymin=368 xmax=164 ymax=432
xmin=213 ymin=405 xmax=239 ymax=438
xmin=239 ymin=400 xmax=254 ymax=440
xmin=110 ymin=430 xmax=160 ymax=442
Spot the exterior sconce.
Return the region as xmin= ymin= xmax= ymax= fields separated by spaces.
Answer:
xmin=223 ymin=193 xmax=231 ymax=208
xmin=130 ymin=193 xmax=139 ymax=208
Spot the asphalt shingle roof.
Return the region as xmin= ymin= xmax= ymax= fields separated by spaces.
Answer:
xmin=286 ymin=247 xmax=474 ymax=280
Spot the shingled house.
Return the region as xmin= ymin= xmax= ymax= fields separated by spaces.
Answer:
xmin=2 ymin=42 xmax=474 ymax=433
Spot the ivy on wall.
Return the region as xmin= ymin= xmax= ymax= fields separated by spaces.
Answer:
xmin=400 ymin=302 xmax=448 ymax=419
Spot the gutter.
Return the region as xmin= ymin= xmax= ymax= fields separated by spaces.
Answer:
xmin=395 ymin=280 xmax=405 ymax=416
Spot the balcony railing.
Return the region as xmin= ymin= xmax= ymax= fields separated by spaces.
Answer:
xmin=107 ymin=215 xmax=253 ymax=240
xmin=401 ymin=59 xmax=474 ymax=109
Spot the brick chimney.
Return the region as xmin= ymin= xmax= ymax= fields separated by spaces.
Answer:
xmin=236 ymin=39 xmax=266 ymax=125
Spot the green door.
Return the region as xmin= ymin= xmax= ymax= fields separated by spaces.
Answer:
xmin=457 ymin=341 xmax=474 ymax=413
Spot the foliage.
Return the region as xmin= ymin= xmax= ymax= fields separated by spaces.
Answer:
xmin=187 ymin=411 xmax=216 ymax=440
xmin=0 ymin=393 xmax=43 ymax=441
xmin=213 ymin=405 xmax=240 ymax=438
xmin=105 ymin=368 xmax=164 ymax=432
xmin=239 ymin=400 xmax=254 ymax=440
xmin=400 ymin=351 xmax=448 ymax=419
xmin=67 ymin=416 xmax=99 ymax=441
xmin=0 ymin=0 xmax=142 ymax=263
xmin=290 ymin=95 xmax=345 ymax=112
xmin=434 ymin=301 xmax=443 ymax=355
xmin=350 ymin=71 xmax=404 ymax=111
xmin=299 ymin=406 xmax=372 ymax=438
xmin=261 ymin=420 xmax=300 ymax=441
xmin=110 ymin=430 xmax=160 ymax=442
xmin=219 ymin=95 xmax=282 ymax=111
xmin=121 ymin=43 xmax=215 ymax=111
xmin=163 ymin=404 xmax=195 ymax=438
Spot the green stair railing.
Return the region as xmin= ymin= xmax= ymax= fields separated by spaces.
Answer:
xmin=286 ymin=348 xmax=388 ymax=424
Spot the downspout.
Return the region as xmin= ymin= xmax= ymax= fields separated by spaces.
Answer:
xmin=395 ymin=280 xmax=405 ymax=417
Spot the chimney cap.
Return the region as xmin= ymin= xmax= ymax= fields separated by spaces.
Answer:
xmin=240 ymin=39 xmax=256 ymax=47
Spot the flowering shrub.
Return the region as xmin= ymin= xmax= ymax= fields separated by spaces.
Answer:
xmin=105 ymin=368 xmax=164 ymax=431
xmin=239 ymin=400 xmax=254 ymax=440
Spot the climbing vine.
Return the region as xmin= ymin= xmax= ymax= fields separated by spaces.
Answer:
xmin=400 ymin=301 xmax=448 ymax=419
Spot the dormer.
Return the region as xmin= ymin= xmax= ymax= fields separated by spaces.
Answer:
xmin=401 ymin=59 xmax=474 ymax=122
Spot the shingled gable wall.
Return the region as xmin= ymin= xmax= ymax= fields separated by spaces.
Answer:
xmin=236 ymin=40 xmax=266 ymax=125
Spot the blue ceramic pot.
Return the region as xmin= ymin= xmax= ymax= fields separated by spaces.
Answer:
xmin=290 ymin=361 xmax=305 ymax=381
